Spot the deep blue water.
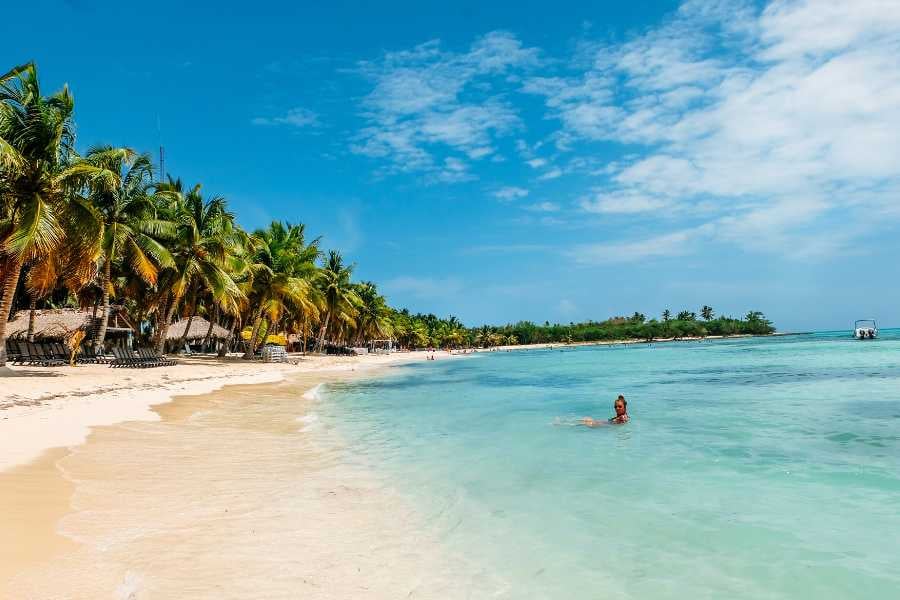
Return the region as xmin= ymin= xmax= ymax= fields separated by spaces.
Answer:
xmin=321 ymin=332 xmax=900 ymax=599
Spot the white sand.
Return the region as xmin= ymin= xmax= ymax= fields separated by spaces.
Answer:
xmin=0 ymin=352 xmax=453 ymax=473
xmin=1 ymin=350 xmax=487 ymax=599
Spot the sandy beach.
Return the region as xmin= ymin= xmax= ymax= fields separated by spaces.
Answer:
xmin=0 ymin=351 xmax=480 ymax=599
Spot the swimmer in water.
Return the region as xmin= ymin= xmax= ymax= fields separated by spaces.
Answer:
xmin=582 ymin=395 xmax=629 ymax=427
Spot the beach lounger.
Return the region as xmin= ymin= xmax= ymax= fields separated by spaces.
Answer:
xmin=51 ymin=343 xmax=71 ymax=361
xmin=84 ymin=346 xmax=111 ymax=364
xmin=109 ymin=347 xmax=137 ymax=368
xmin=26 ymin=342 xmax=66 ymax=366
xmin=12 ymin=342 xmax=33 ymax=365
xmin=6 ymin=341 xmax=26 ymax=365
xmin=137 ymin=348 xmax=176 ymax=366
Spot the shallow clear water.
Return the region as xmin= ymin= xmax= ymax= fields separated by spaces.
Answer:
xmin=322 ymin=333 xmax=900 ymax=599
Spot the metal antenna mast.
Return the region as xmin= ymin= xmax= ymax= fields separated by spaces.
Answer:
xmin=157 ymin=115 xmax=165 ymax=183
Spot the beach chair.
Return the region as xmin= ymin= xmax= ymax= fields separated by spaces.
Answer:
xmin=7 ymin=341 xmax=26 ymax=365
xmin=77 ymin=346 xmax=97 ymax=364
xmin=12 ymin=341 xmax=34 ymax=365
xmin=26 ymin=342 xmax=66 ymax=366
xmin=109 ymin=347 xmax=135 ymax=368
xmin=139 ymin=348 xmax=176 ymax=367
xmin=88 ymin=346 xmax=111 ymax=364
xmin=132 ymin=348 xmax=158 ymax=367
xmin=51 ymin=343 xmax=70 ymax=361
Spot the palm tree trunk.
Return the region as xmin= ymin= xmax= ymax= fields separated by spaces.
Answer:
xmin=315 ymin=312 xmax=331 ymax=354
xmin=0 ymin=258 xmax=24 ymax=367
xmin=225 ymin=316 xmax=239 ymax=355
xmin=93 ymin=260 xmax=112 ymax=353
xmin=27 ymin=299 xmax=37 ymax=342
xmin=242 ymin=310 xmax=264 ymax=359
xmin=155 ymin=296 xmax=179 ymax=355
xmin=202 ymin=306 xmax=218 ymax=352
xmin=177 ymin=314 xmax=195 ymax=353
xmin=301 ymin=316 xmax=308 ymax=355
xmin=176 ymin=282 xmax=200 ymax=352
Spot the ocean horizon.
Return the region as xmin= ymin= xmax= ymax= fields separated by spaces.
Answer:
xmin=321 ymin=331 xmax=900 ymax=599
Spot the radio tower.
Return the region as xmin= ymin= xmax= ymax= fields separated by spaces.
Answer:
xmin=157 ymin=115 xmax=165 ymax=184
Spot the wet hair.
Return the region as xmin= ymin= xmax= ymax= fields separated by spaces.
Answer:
xmin=615 ymin=395 xmax=627 ymax=411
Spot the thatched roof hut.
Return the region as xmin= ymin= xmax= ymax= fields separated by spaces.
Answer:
xmin=6 ymin=307 xmax=135 ymax=340
xmin=166 ymin=316 xmax=230 ymax=341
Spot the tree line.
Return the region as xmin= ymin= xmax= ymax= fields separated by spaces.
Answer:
xmin=0 ymin=62 xmax=399 ymax=364
xmin=387 ymin=306 xmax=774 ymax=349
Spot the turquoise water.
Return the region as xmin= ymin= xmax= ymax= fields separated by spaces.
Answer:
xmin=321 ymin=333 xmax=900 ymax=599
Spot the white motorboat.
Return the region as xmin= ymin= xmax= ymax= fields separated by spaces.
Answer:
xmin=853 ymin=319 xmax=878 ymax=340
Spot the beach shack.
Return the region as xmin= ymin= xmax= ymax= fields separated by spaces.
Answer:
xmin=5 ymin=306 xmax=137 ymax=349
xmin=165 ymin=316 xmax=230 ymax=353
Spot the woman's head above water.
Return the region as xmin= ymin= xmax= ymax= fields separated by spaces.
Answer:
xmin=579 ymin=395 xmax=629 ymax=427
xmin=611 ymin=395 xmax=629 ymax=423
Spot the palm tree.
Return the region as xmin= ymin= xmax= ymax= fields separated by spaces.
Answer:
xmin=353 ymin=281 xmax=392 ymax=345
xmin=153 ymin=182 xmax=243 ymax=353
xmin=701 ymin=305 xmax=714 ymax=321
xmin=314 ymin=250 xmax=359 ymax=353
xmin=0 ymin=63 xmax=94 ymax=365
xmin=61 ymin=147 xmax=175 ymax=350
xmin=242 ymin=222 xmax=320 ymax=358
xmin=662 ymin=309 xmax=671 ymax=322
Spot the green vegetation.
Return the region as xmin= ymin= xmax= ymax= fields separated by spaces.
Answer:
xmin=0 ymin=63 xmax=776 ymax=364
xmin=384 ymin=309 xmax=774 ymax=349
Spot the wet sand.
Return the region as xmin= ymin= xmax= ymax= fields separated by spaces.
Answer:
xmin=1 ymin=355 xmax=480 ymax=599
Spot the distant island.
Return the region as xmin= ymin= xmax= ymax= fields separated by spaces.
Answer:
xmin=388 ymin=307 xmax=775 ymax=348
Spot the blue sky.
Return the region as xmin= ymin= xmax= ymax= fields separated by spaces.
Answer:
xmin=4 ymin=0 xmax=900 ymax=331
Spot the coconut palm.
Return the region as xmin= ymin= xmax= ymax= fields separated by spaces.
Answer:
xmin=353 ymin=281 xmax=392 ymax=345
xmin=153 ymin=182 xmax=244 ymax=353
xmin=701 ymin=305 xmax=714 ymax=321
xmin=313 ymin=250 xmax=360 ymax=353
xmin=0 ymin=63 xmax=96 ymax=365
xmin=242 ymin=222 xmax=320 ymax=358
xmin=61 ymin=146 xmax=175 ymax=350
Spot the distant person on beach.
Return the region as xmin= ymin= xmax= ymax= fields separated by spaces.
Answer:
xmin=582 ymin=395 xmax=629 ymax=427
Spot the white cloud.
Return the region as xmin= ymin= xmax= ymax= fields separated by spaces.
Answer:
xmin=538 ymin=168 xmax=563 ymax=180
xmin=571 ymin=224 xmax=714 ymax=264
xmin=252 ymin=107 xmax=320 ymax=128
xmin=523 ymin=201 xmax=560 ymax=212
xmin=526 ymin=0 xmax=900 ymax=260
xmin=526 ymin=158 xmax=548 ymax=168
xmin=351 ymin=31 xmax=539 ymax=180
xmin=494 ymin=186 xmax=529 ymax=200
xmin=580 ymin=191 xmax=669 ymax=214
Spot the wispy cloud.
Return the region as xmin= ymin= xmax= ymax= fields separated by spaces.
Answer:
xmin=523 ymin=201 xmax=560 ymax=212
xmin=494 ymin=186 xmax=529 ymax=200
xmin=252 ymin=107 xmax=320 ymax=128
xmin=351 ymin=31 xmax=540 ymax=182
xmin=525 ymin=0 xmax=900 ymax=260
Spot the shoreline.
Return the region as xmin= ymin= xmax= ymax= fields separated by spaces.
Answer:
xmin=0 ymin=352 xmax=457 ymax=474
xmin=478 ymin=331 xmax=788 ymax=353
xmin=0 ymin=350 xmax=472 ymax=598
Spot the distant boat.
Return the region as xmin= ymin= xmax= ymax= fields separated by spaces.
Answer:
xmin=853 ymin=319 xmax=878 ymax=340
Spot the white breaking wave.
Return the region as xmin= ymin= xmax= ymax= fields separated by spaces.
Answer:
xmin=302 ymin=383 xmax=324 ymax=401
xmin=296 ymin=413 xmax=320 ymax=432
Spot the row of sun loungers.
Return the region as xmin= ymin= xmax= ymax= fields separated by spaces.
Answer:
xmin=109 ymin=347 xmax=177 ymax=368
xmin=5 ymin=341 xmax=176 ymax=368
xmin=7 ymin=341 xmax=70 ymax=366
